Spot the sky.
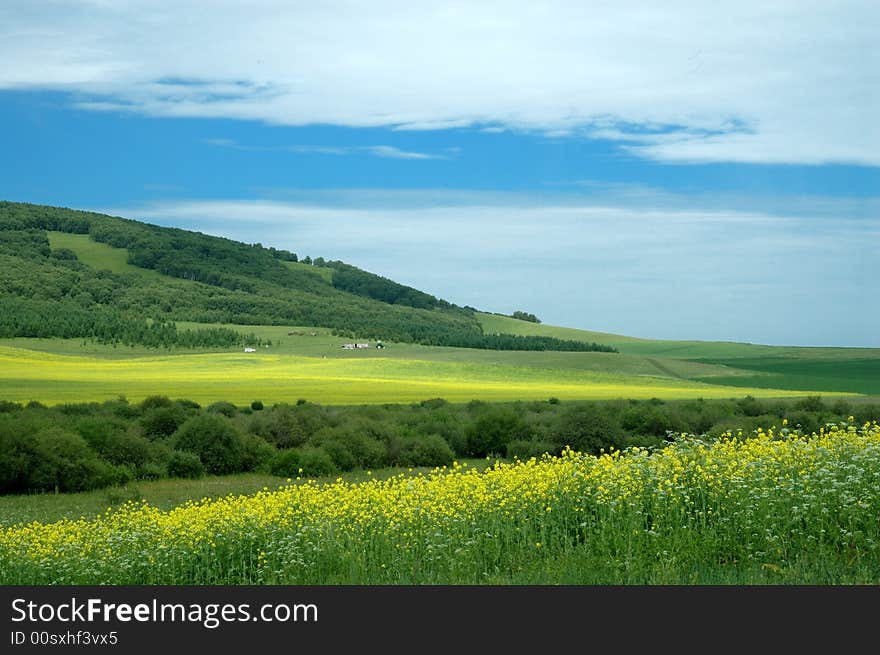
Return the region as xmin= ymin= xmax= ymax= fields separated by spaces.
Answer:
xmin=1 ymin=1 xmax=877 ymax=346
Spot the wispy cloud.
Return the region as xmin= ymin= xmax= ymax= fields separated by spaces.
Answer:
xmin=202 ymin=138 xmax=448 ymax=160
xmin=362 ymin=145 xmax=441 ymax=160
xmin=1 ymin=1 xmax=876 ymax=166
xmin=102 ymin=190 xmax=880 ymax=347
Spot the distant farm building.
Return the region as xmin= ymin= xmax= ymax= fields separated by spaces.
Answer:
xmin=244 ymin=347 xmax=256 ymax=353
xmin=342 ymin=342 xmax=372 ymax=349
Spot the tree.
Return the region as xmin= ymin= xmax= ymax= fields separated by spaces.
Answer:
xmin=172 ymin=415 xmax=245 ymax=474
xmin=512 ymin=310 xmax=541 ymax=323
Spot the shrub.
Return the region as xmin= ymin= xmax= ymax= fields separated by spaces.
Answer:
xmin=251 ymin=400 xmax=264 ymax=411
xmin=506 ymin=439 xmax=557 ymax=460
xmin=269 ymin=449 xmax=302 ymax=477
xmin=167 ymin=451 xmax=205 ymax=479
xmin=466 ymin=409 xmax=529 ymax=457
xmin=795 ymin=395 xmax=825 ymax=413
xmin=830 ymin=399 xmax=851 ymax=416
xmin=314 ymin=424 xmax=388 ymax=468
xmin=554 ymin=404 xmax=624 ymax=455
xmin=57 ymin=403 xmax=97 ymax=416
xmin=99 ymin=431 xmax=153 ymax=468
xmin=298 ymin=447 xmax=338 ymax=477
xmin=75 ymin=417 xmax=123 ymax=451
xmin=737 ymin=395 xmax=764 ymax=417
xmin=786 ymin=412 xmax=820 ymax=435
xmin=260 ymin=404 xmax=328 ymax=448
xmin=207 ymin=401 xmax=238 ymax=418
xmin=104 ymin=398 xmax=141 ymax=419
xmin=0 ymin=401 xmax=21 ymax=413
xmin=317 ymin=439 xmax=357 ymax=472
xmin=104 ymin=485 xmax=142 ymax=507
xmin=853 ymin=403 xmax=880 ymax=425
xmin=26 ymin=427 xmax=115 ymax=492
xmin=140 ymin=395 xmax=173 ymax=411
xmin=0 ymin=428 xmax=38 ymax=493
xmin=137 ymin=462 xmax=166 ymax=480
xmin=141 ymin=406 xmax=186 ymax=440
xmin=239 ymin=434 xmax=275 ymax=472
xmin=172 ymin=415 xmax=245 ymax=474
xmin=400 ymin=434 xmax=454 ymax=467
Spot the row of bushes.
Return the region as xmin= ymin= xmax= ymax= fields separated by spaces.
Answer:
xmin=0 ymin=394 xmax=877 ymax=494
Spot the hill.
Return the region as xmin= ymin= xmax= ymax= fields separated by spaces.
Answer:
xmin=0 ymin=201 xmax=611 ymax=353
xmin=478 ymin=313 xmax=880 ymax=395
xmin=2 ymin=201 xmax=877 ymax=402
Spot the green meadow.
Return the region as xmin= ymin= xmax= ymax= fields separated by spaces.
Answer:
xmin=479 ymin=313 xmax=880 ymax=396
xmin=0 ymin=226 xmax=867 ymax=406
xmin=0 ymin=343 xmax=808 ymax=406
xmin=46 ymin=231 xmax=169 ymax=282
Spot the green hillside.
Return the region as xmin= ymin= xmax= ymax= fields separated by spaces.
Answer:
xmin=478 ymin=313 xmax=880 ymax=395
xmin=282 ymin=259 xmax=334 ymax=283
xmin=479 ymin=313 xmax=643 ymax=345
xmin=0 ymin=201 xmax=609 ymax=353
xmin=2 ymin=201 xmax=877 ymax=401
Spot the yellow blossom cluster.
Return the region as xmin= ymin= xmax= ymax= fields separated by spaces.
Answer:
xmin=1 ymin=421 xmax=878 ymax=584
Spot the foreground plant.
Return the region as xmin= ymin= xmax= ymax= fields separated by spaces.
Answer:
xmin=2 ymin=421 xmax=878 ymax=584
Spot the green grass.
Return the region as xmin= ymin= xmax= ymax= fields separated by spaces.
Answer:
xmin=0 ymin=460 xmax=493 ymax=527
xmin=0 ymin=315 xmax=869 ymax=405
xmin=0 ymin=344 xmax=815 ymax=406
xmin=46 ymin=231 xmax=168 ymax=282
xmin=282 ymin=260 xmax=334 ymax=282
xmin=693 ymin=357 xmax=880 ymax=395
xmin=478 ymin=312 xmax=643 ymax=345
xmin=479 ymin=312 xmax=880 ymax=395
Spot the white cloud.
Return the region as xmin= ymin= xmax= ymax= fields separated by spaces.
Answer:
xmin=362 ymin=145 xmax=441 ymax=160
xmin=203 ymin=138 xmax=446 ymax=159
xmin=1 ymin=1 xmax=876 ymax=165
xmin=101 ymin=191 xmax=880 ymax=346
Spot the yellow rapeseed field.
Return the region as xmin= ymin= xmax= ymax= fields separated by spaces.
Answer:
xmin=2 ymin=421 xmax=878 ymax=584
xmin=0 ymin=345 xmax=810 ymax=405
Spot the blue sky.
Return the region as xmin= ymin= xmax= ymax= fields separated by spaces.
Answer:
xmin=1 ymin=2 xmax=877 ymax=346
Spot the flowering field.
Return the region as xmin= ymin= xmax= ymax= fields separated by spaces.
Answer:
xmin=2 ymin=421 xmax=879 ymax=584
xmin=0 ymin=344 xmax=806 ymax=406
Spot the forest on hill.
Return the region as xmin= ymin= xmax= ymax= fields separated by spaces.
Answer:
xmin=0 ymin=201 xmax=615 ymax=353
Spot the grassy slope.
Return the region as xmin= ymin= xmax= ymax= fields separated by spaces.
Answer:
xmin=479 ymin=313 xmax=644 ymax=345
xmin=46 ymin=231 xmax=168 ymax=282
xmin=0 ymin=344 xmax=809 ymax=405
xmin=478 ymin=313 xmax=880 ymax=395
xmin=283 ymin=259 xmax=334 ymax=283
xmin=3 ymin=233 xmax=868 ymax=402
